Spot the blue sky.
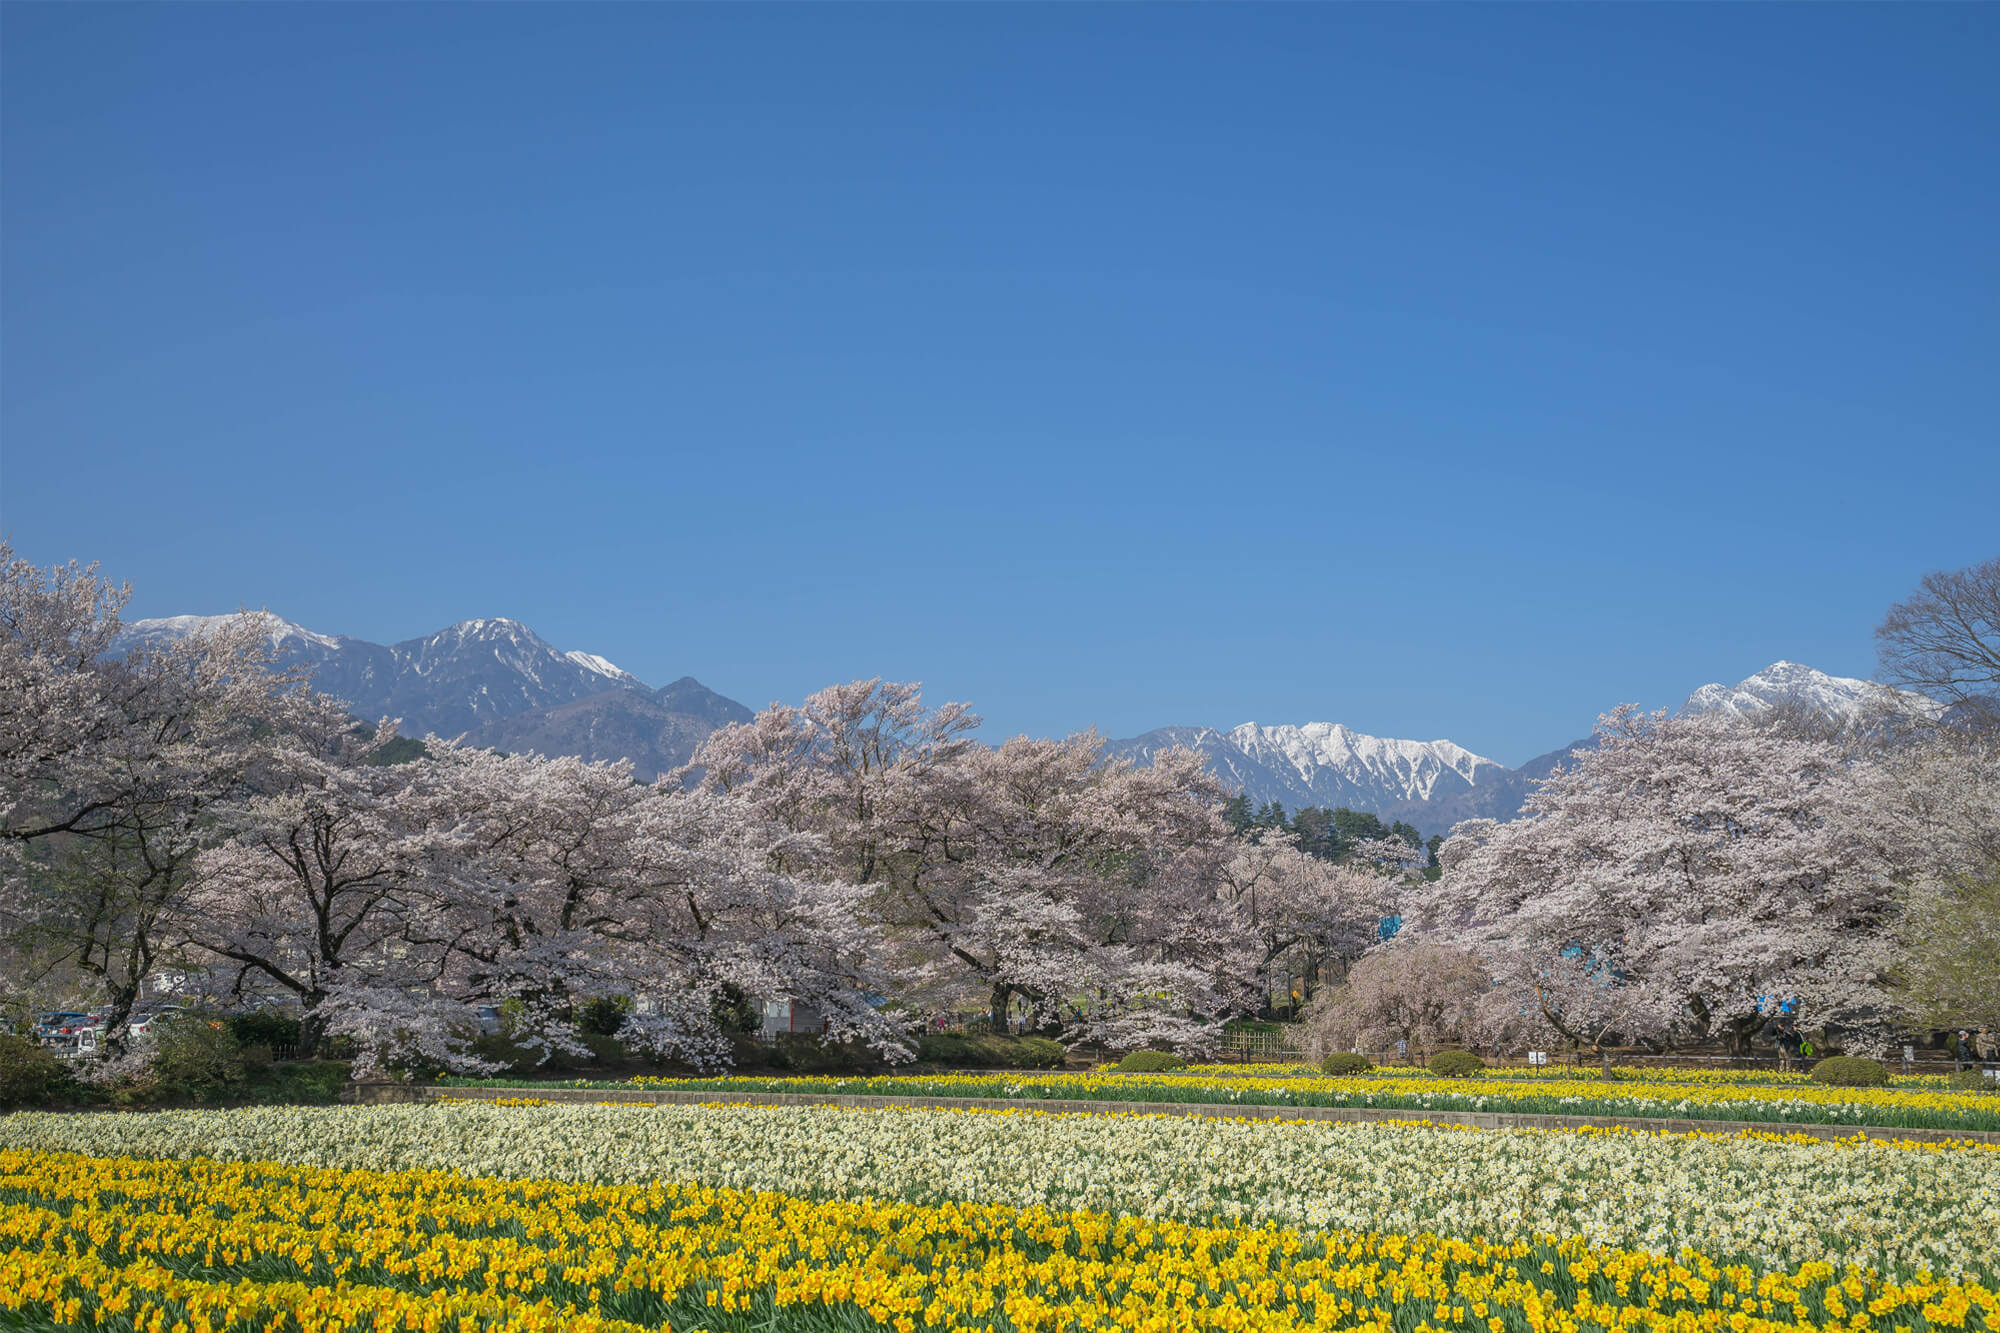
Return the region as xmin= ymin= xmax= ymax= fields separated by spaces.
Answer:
xmin=4 ymin=5 xmax=1994 ymax=765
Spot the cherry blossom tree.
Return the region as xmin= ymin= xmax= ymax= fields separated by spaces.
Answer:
xmin=1875 ymin=736 xmax=2000 ymax=1028
xmin=1215 ymin=830 xmax=1395 ymax=1012
xmin=181 ymin=715 xmax=456 ymax=1060
xmin=1303 ymin=941 xmax=1491 ymax=1062
xmin=693 ymin=678 xmax=979 ymax=884
xmin=408 ymin=745 xmax=912 ymax=1071
xmin=0 ymin=545 xmax=131 ymax=848
xmin=697 ymin=683 xmax=1245 ymax=1051
xmin=948 ymin=734 xmax=1238 ymax=1044
xmin=1 ymin=549 xmax=324 ymax=1053
xmin=1423 ymin=707 xmax=1910 ymax=1054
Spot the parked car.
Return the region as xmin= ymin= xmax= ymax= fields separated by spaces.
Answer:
xmin=128 ymin=1006 xmax=192 ymax=1041
xmin=51 ymin=1025 xmax=102 ymax=1060
xmin=32 ymin=1011 xmax=92 ymax=1044
xmin=38 ymin=1012 xmax=106 ymax=1046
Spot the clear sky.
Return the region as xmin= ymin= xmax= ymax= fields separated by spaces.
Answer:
xmin=3 ymin=5 xmax=1994 ymax=765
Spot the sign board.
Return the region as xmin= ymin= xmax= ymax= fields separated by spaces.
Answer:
xmin=1526 ymin=1050 xmax=1549 ymax=1066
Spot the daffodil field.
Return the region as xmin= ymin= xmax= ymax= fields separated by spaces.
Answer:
xmin=505 ymin=1069 xmax=2000 ymax=1133
xmin=3 ymin=1146 xmax=1996 ymax=1333
xmin=2 ymin=1101 xmax=1997 ymax=1332
xmin=1173 ymin=1064 xmax=1977 ymax=1090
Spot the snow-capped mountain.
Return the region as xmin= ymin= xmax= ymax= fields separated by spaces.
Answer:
xmin=1678 ymin=660 xmax=1940 ymax=722
xmin=1110 ymin=661 xmax=1932 ymax=836
xmin=111 ymin=613 xmax=749 ymax=768
xmin=564 ymin=650 xmax=643 ymax=687
xmin=1104 ymin=723 xmax=1512 ymax=834
xmin=113 ymin=618 xmax=1926 ymax=834
xmin=111 ymin=611 xmax=343 ymax=657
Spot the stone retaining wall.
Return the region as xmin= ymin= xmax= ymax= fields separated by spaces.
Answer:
xmin=346 ymin=1083 xmax=2000 ymax=1146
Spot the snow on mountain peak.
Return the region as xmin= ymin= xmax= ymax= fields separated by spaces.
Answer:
xmin=1223 ymin=720 xmax=1504 ymax=801
xmin=564 ymin=650 xmax=640 ymax=685
xmin=439 ymin=617 xmax=533 ymax=640
xmin=1679 ymin=660 xmax=1939 ymax=722
xmin=119 ymin=612 xmax=340 ymax=653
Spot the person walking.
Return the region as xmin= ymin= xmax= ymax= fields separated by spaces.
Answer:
xmin=1953 ymin=1029 xmax=1976 ymax=1072
xmin=1976 ymin=1026 xmax=1996 ymax=1066
xmin=1771 ymin=1017 xmax=1803 ymax=1072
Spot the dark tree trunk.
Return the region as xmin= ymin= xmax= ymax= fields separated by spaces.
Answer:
xmin=299 ymin=995 xmax=330 ymax=1060
xmin=96 ymin=984 xmax=142 ymax=1060
xmin=1723 ymin=1011 xmax=1765 ymax=1057
xmin=988 ymin=983 xmax=1013 ymax=1034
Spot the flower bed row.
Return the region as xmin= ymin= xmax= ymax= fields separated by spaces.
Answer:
xmin=433 ymin=1069 xmax=2000 ymax=1132
xmin=3 ymin=1147 xmax=1995 ymax=1333
xmin=1181 ymin=1062 xmax=1975 ymax=1090
xmin=6 ymin=1101 xmax=1995 ymax=1279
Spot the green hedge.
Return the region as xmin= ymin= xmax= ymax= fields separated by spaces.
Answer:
xmin=227 ymin=1010 xmax=303 ymax=1051
xmin=772 ymin=1034 xmax=878 ymax=1074
xmin=469 ymin=1032 xmax=635 ymax=1076
xmin=1810 ymin=1056 xmax=1889 ymax=1088
xmin=915 ymin=1033 xmax=1067 ymax=1069
xmin=1113 ymin=1050 xmax=1187 ymax=1073
xmin=0 ymin=1035 xmax=70 ymax=1109
xmin=1428 ymin=1049 xmax=1486 ymax=1078
xmin=1320 ymin=1052 xmax=1374 ymax=1075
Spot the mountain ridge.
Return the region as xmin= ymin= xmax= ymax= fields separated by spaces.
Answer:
xmin=116 ymin=615 xmax=1912 ymax=834
xmin=1676 ymin=659 xmax=1939 ymax=722
xmin=113 ymin=611 xmax=749 ymax=779
xmin=1105 ymin=660 xmax=1924 ymax=836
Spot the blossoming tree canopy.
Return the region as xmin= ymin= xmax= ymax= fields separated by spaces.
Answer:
xmin=1426 ymin=706 xmax=1917 ymax=1052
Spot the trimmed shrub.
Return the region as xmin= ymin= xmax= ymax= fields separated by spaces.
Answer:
xmin=917 ymin=1033 xmax=1069 ymax=1069
xmin=1320 ymin=1052 xmax=1374 ymax=1075
xmin=469 ymin=1032 xmax=626 ymax=1075
xmin=0 ymin=1034 xmax=69 ymax=1108
xmin=773 ymin=1034 xmax=875 ymax=1074
xmin=970 ymin=1034 xmax=1062 ymax=1069
xmin=916 ymin=1032 xmax=973 ymax=1065
xmin=246 ymin=1060 xmax=351 ymax=1105
xmin=228 ymin=1010 xmax=302 ymax=1053
xmin=150 ymin=1018 xmax=244 ymax=1087
xmin=469 ymin=1035 xmax=543 ymax=1076
xmin=577 ymin=997 xmax=629 ymax=1037
xmin=711 ymin=986 xmax=761 ymax=1037
xmin=1428 ymin=1049 xmax=1486 ymax=1078
xmin=1809 ymin=1056 xmax=1889 ymax=1087
xmin=1946 ymin=1068 xmax=1997 ymax=1092
xmin=1113 ymin=1050 xmax=1187 ymax=1073
xmin=726 ymin=1032 xmax=782 ymax=1070
xmin=1016 ymin=1037 xmax=1069 ymax=1069
xmin=963 ymin=1035 xmax=1013 ymax=1067
xmin=579 ymin=1033 xmax=627 ymax=1064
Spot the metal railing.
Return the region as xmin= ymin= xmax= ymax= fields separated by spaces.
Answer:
xmin=1211 ymin=1031 xmax=1311 ymax=1063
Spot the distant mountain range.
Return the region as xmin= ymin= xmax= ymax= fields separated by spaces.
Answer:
xmin=115 ymin=614 xmax=1921 ymax=831
xmin=113 ymin=613 xmax=750 ymax=780
xmin=1676 ymin=658 xmax=1938 ymax=724
xmin=1103 ymin=724 xmax=1524 ymax=835
xmin=1106 ymin=661 xmax=1929 ymax=836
